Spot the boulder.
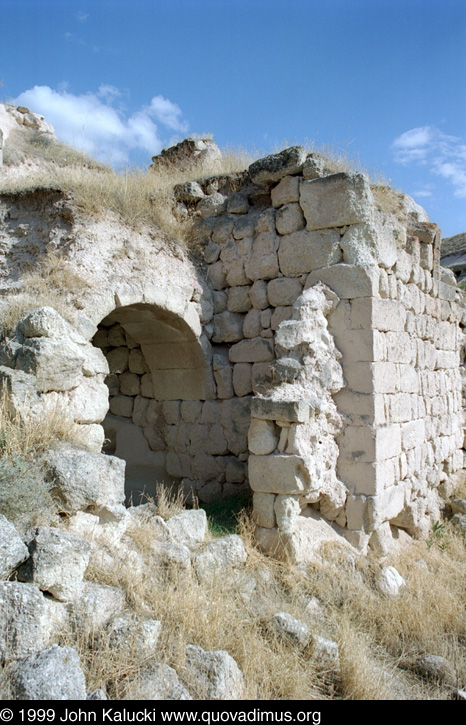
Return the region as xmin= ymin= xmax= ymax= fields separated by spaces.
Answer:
xmin=70 ymin=582 xmax=126 ymax=630
xmin=270 ymin=612 xmax=310 ymax=648
xmin=9 ymin=645 xmax=87 ymax=700
xmin=0 ymin=514 xmax=29 ymax=579
xmin=0 ymin=582 xmax=57 ymax=662
xmin=185 ymin=644 xmax=244 ymax=700
xmin=126 ymin=663 xmax=192 ymax=700
xmin=16 ymin=337 xmax=85 ymax=392
xmin=414 ymin=654 xmax=457 ymax=687
xmin=17 ymin=527 xmax=91 ymax=602
xmin=43 ymin=443 xmax=125 ymax=515
xmin=106 ymin=614 xmax=162 ymax=658
xmin=150 ymin=540 xmax=192 ymax=570
xmin=249 ymin=147 xmax=307 ymax=186
xmin=165 ymin=509 xmax=208 ymax=546
xmin=377 ymin=566 xmax=406 ymax=597
xmin=150 ymin=137 xmax=221 ymax=173
xmin=193 ymin=535 xmax=248 ymax=583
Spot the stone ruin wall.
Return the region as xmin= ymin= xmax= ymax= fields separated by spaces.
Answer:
xmin=0 ymin=142 xmax=464 ymax=561
xmin=172 ymin=147 xmax=465 ymax=559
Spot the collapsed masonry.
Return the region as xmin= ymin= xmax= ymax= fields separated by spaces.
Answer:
xmin=0 ymin=134 xmax=464 ymax=562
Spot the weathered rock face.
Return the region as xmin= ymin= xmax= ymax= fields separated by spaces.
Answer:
xmin=150 ymin=137 xmax=221 ymax=174
xmin=0 ymin=137 xmax=464 ymax=563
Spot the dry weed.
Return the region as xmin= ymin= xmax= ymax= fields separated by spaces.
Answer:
xmin=0 ymin=251 xmax=90 ymax=336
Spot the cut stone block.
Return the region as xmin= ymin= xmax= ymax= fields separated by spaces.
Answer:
xmin=229 ymin=337 xmax=274 ymax=363
xmin=278 ymin=229 xmax=341 ymax=277
xmin=249 ymin=454 xmax=311 ymax=494
xmin=248 ymin=418 xmax=278 ymax=455
xmin=300 ymin=172 xmax=374 ymax=231
xmin=251 ymin=398 xmax=310 ymax=423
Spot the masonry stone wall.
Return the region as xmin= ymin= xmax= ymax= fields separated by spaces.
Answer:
xmin=0 ymin=143 xmax=464 ymax=561
xmin=175 ymin=147 xmax=465 ymax=559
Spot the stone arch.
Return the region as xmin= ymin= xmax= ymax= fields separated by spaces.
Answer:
xmin=92 ymin=300 xmax=216 ymax=503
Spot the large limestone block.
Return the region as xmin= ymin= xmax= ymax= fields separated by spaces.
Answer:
xmin=125 ymin=663 xmax=192 ymax=700
xmin=43 ymin=443 xmax=125 ymax=514
xmin=253 ymin=493 xmax=276 ymax=528
xmin=271 ymin=612 xmax=311 ymax=647
xmin=165 ymin=509 xmax=207 ymax=545
xmin=70 ymin=582 xmax=126 ymax=630
xmin=18 ymin=527 xmax=91 ymax=602
xmin=300 ymin=172 xmax=374 ymax=231
xmin=0 ymin=515 xmax=29 ymax=579
xmin=275 ymin=203 xmax=305 ymax=235
xmin=249 ymin=146 xmax=307 ymax=185
xmin=251 ymin=397 xmax=310 ymax=423
xmin=106 ymin=614 xmax=162 ymax=657
xmin=68 ymin=376 xmax=109 ymax=424
xmin=305 ymin=263 xmax=379 ymax=299
xmin=212 ymin=311 xmax=244 ymax=343
xmin=267 ymin=277 xmax=303 ymax=307
xmin=193 ymin=535 xmax=248 ymax=584
xmin=278 ymin=229 xmax=341 ymax=277
xmin=244 ymin=231 xmax=280 ymax=281
xmin=0 ymin=582 xmax=57 ymax=662
xmin=9 ymin=645 xmax=87 ymax=700
xmin=16 ymin=338 xmax=85 ymax=392
xmin=249 ymin=454 xmax=312 ymax=494
xmin=17 ymin=307 xmax=75 ymax=340
xmin=185 ymin=644 xmax=244 ymax=700
xmin=255 ymin=509 xmax=355 ymax=564
xmin=248 ymin=418 xmax=278 ymax=455
xmin=271 ymin=175 xmax=300 ymax=207
xmin=229 ymin=337 xmax=274 ymax=363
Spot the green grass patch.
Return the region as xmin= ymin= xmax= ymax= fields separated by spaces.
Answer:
xmin=202 ymin=493 xmax=252 ymax=537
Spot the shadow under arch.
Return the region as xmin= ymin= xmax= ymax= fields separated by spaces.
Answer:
xmin=93 ymin=301 xmax=216 ymax=504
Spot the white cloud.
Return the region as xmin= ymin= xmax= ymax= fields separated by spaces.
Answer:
xmin=76 ymin=11 xmax=89 ymax=22
xmin=392 ymin=125 xmax=466 ymax=198
xmin=12 ymin=85 xmax=189 ymax=166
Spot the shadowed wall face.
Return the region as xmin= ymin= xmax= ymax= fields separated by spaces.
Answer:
xmin=92 ymin=303 xmax=249 ymax=504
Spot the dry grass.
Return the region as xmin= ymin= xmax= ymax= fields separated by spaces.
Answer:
xmin=52 ymin=491 xmax=466 ymax=700
xmin=0 ymin=388 xmax=93 ymax=527
xmin=0 ymin=251 xmax=90 ymax=336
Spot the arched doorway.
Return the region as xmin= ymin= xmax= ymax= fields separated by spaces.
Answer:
xmin=92 ymin=302 xmax=216 ymax=504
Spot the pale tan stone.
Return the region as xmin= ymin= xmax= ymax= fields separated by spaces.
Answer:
xmin=232 ymin=363 xmax=252 ymax=397
xmin=275 ymin=203 xmax=305 ymax=235
xmin=267 ymin=278 xmax=303 ymax=307
xmin=249 ymin=280 xmax=269 ymax=310
xmin=109 ymin=395 xmax=134 ymax=418
xmin=229 ymin=337 xmax=274 ymax=363
xmin=248 ymin=418 xmax=278 ymax=455
xmin=300 ymin=172 xmax=374 ymax=231
xmin=253 ymin=493 xmax=276 ymax=528
xmin=227 ymin=286 xmax=252 ymax=313
xmin=278 ymin=229 xmax=341 ymax=277
xmin=249 ymin=454 xmax=311 ymax=494
xmin=271 ymin=175 xmax=300 ymax=207
xmin=244 ymin=231 xmax=279 ymax=281
xmin=119 ymin=371 xmax=140 ymax=397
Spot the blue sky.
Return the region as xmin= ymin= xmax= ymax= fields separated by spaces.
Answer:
xmin=1 ymin=0 xmax=465 ymax=236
